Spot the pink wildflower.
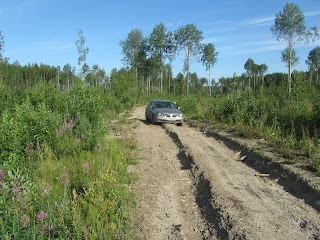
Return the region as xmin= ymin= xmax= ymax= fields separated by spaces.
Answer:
xmin=64 ymin=177 xmax=70 ymax=187
xmin=63 ymin=171 xmax=69 ymax=177
xmin=11 ymin=186 xmax=21 ymax=194
xmin=20 ymin=215 xmax=29 ymax=227
xmin=82 ymin=162 xmax=89 ymax=170
xmin=37 ymin=211 xmax=48 ymax=222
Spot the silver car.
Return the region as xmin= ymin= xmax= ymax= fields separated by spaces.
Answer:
xmin=145 ymin=100 xmax=184 ymax=126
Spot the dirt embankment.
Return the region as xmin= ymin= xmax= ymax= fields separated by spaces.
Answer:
xmin=128 ymin=107 xmax=320 ymax=240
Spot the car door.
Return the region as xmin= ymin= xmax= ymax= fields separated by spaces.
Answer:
xmin=146 ymin=101 xmax=153 ymax=120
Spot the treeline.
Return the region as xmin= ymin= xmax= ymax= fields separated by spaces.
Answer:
xmin=216 ymin=70 xmax=318 ymax=95
xmin=119 ymin=23 xmax=218 ymax=96
xmin=0 ymin=70 xmax=140 ymax=238
xmin=0 ymin=60 xmax=110 ymax=92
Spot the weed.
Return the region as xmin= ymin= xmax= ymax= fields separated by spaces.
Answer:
xmin=0 ymin=82 xmax=137 ymax=238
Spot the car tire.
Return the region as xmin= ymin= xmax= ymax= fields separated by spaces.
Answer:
xmin=177 ymin=123 xmax=183 ymax=126
xmin=151 ymin=115 xmax=155 ymax=125
xmin=145 ymin=113 xmax=149 ymax=122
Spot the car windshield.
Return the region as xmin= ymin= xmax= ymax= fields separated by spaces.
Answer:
xmin=153 ymin=102 xmax=177 ymax=109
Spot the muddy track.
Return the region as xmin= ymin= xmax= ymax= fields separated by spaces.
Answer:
xmin=129 ymin=107 xmax=320 ymax=240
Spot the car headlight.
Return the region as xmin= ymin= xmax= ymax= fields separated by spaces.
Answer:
xmin=178 ymin=113 xmax=183 ymax=117
xmin=157 ymin=112 xmax=165 ymax=116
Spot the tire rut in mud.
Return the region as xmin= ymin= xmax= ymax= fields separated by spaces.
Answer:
xmin=163 ymin=125 xmax=233 ymax=239
xmin=201 ymin=127 xmax=320 ymax=212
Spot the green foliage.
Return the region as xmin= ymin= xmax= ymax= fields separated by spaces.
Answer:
xmin=120 ymin=28 xmax=144 ymax=69
xmin=307 ymin=46 xmax=320 ymax=83
xmin=110 ymin=68 xmax=138 ymax=107
xmin=0 ymin=62 xmax=138 ymax=238
xmin=0 ymin=82 xmax=15 ymax=114
xmin=174 ymin=24 xmax=203 ymax=96
xmin=76 ymin=29 xmax=89 ymax=81
xmin=282 ymin=47 xmax=299 ymax=67
xmin=0 ymin=31 xmax=4 ymax=61
xmin=175 ymin=83 xmax=320 ymax=173
xmin=0 ymin=133 xmax=137 ymax=239
xmin=201 ymin=43 xmax=218 ymax=71
xmin=0 ymin=98 xmax=60 ymax=167
xmin=271 ymin=2 xmax=319 ymax=92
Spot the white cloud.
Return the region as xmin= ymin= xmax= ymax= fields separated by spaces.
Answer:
xmin=205 ymin=15 xmax=275 ymax=35
xmin=305 ymin=10 xmax=320 ymax=17
xmin=218 ymin=38 xmax=287 ymax=56
xmin=246 ymin=16 xmax=274 ymax=26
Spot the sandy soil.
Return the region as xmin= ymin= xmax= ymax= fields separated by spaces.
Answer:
xmin=128 ymin=106 xmax=320 ymax=240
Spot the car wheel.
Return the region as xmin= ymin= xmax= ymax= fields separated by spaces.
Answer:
xmin=145 ymin=113 xmax=149 ymax=122
xmin=151 ymin=115 xmax=155 ymax=125
xmin=177 ymin=123 xmax=183 ymax=126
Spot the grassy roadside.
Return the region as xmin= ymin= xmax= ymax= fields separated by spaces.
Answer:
xmin=0 ymin=82 xmax=140 ymax=239
xmin=171 ymin=85 xmax=320 ymax=176
xmin=1 ymin=114 xmax=139 ymax=239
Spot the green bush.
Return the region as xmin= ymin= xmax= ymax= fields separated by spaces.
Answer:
xmin=0 ymin=80 xmax=138 ymax=238
xmin=175 ymin=84 xmax=320 ymax=172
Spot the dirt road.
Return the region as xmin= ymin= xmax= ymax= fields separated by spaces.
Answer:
xmin=129 ymin=106 xmax=320 ymax=240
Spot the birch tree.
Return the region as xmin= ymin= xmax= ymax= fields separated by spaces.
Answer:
xmin=307 ymin=46 xmax=320 ymax=83
xmin=75 ymin=29 xmax=89 ymax=81
xmin=201 ymin=43 xmax=218 ymax=96
xmin=174 ymin=24 xmax=203 ymax=96
xmin=271 ymin=2 xmax=319 ymax=93
xmin=149 ymin=23 xmax=175 ymax=94
xmin=259 ymin=63 xmax=268 ymax=88
xmin=120 ymin=29 xmax=144 ymax=79
xmin=0 ymin=31 xmax=4 ymax=61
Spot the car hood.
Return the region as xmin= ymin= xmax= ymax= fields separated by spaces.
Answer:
xmin=155 ymin=108 xmax=183 ymax=114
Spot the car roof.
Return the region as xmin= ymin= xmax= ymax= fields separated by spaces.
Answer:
xmin=152 ymin=100 xmax=173 ymax=103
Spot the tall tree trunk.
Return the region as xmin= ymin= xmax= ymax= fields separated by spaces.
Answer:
xmin=57 ymin=70 xmax=59 ymax=88
xmin=309 ymin=69 xmax=312 ymax=85
xmin=141 ymin=76 xmax=144 ymax=94
xmin=209 ymin=66 xmax=211 ymax=96
xmin=288 ymin=42 xmax=292 ymax=94
xmin=186 ymin=52 xmax=190 ymax=97
xmin=160 ymin=58 xmax=163 ymax=95
xmin=288 ymin=63 xmax=291 ymax=93
xmin=168 ymin=74 xmax=171 ymax=95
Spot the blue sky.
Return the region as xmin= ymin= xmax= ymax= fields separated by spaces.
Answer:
xmin=1 ymin=0 xmax=320 ymax=81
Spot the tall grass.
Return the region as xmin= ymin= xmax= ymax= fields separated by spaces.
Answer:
xmin=174 ymin=83 xmax=320 ymax=173
xmin=0 ymin=81 xmax=138 ymax=239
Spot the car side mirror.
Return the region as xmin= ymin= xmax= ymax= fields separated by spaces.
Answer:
xmin=150 ymin=106 xmax=153 ymax=109
xmin=178 ymin=107 xmax=180 ymax=110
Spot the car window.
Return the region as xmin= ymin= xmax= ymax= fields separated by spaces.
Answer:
xmin=169 ymin=102 xmax=178 ymax=109
xmin=153 ymin=101 xmax=178 ymax=109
